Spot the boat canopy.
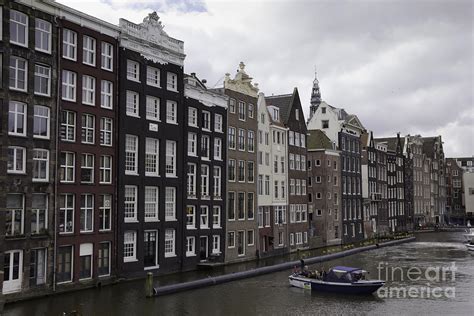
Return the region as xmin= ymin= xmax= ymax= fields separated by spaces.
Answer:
xmin=331 ymin=266 xmax=362 ymax=273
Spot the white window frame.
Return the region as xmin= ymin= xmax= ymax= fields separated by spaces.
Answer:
xmin=187 ymin=164 xmax=197 ymax=197
xmin=166 ymin=100 xmax=177 ymax=124
xmin=82 ymin=75 xmax=96 ymax=106
xmin=8 ymin=101 xmax=27 ymax=137
xmin=80 ymin=194 xmax=94 ymax=233
xmin=35 ymin=19 xmax=52 ymax=53
xmin=99 ymin=155 xmax=112 ymax=184
xmin=33 ymin=105 xmax=50 ymax=139
xmin=124 ymin=186 xmax=138 ymax=222
xmin=146 ymin=96 xmax=160 ymax=121
xmin=123 ymin=231 xmax=137 ymax=262
xmin=81 ymin=113 xmax=95 ymax=144
xmin=100 ymin=117 xmax=113 ymax=146
xmin=127 ymin=60 xmax=140 ymax=82
xmin=32 ymin=148 xmax=49 ymax=182
xmin=125 ymin=134 xmax=138 ymax=175
xmin=63 ymin=29 xmax=77 ymax=61
xmin=167 ymin=72 xmax=178 ymax=91
xmin=126 ymin=90 xmax=139 ymax=117
xmin=10 ymin=10 xmax=28 ymax=47
xmin=9 ymin=56 xmax=27 ymax=92
xmin=186 ymin=205 xmax=196 ymax=229
xmin=212 ymin=235 xmax=221 ymax=254
xmin=101 ymin=41 xmax=113 ymax=71
xmin=80 ymin=153 xmax=94 ymax=184
xmin=164 ymin=229 xmax=176 ymax=257
xmin=186 ymin=236 xmax=195 ymax=257
xmin=200 ymin=205 xmax=209 ymax=229
xmin=165 ymin=140 xmax=176 ymax=177
xmin=82 ymin=35 xmax=96 ymax=66
xmin=146 ymin=66 xmax=160 ymax=87
xmin=165 ymin=187 xmax=176 ymax=221
xmin=34 ymin=64 xmax=51 ymax=96
xmin=61 ymin=110 xmax=76 ymax=142
xmin=214 ymin=114 xmax=223 ymax=132
xmin=62 ymin=70 xmax=77 ymax=102
xmin=145 ymin=138 xmax=160 ymax=176
xmin=188 ymin=107 xmax=198 ymax=127
xmin=7 ymin=146 xmax=26 ymax=174
xmin=101 ymin=80 xmax=113 ymax=109
xmin=144 ymin=186 xmax=159 ymax=222
xmin=213 ymin=206 xmax=221 ymax=228
xmin=188 ymin=132 xmax=197 ymax=156
xmin=59 ymin=194 xmax=74 ymax=234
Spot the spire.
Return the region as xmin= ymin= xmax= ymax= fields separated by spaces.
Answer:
xmin=309 ymin=69 xmax=322 ymax=120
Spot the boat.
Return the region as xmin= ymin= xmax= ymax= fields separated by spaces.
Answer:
xmin=463 ymin=228 xmax=474 ymax=251
xmin=289 ymin=266 xmax=385 ymax=295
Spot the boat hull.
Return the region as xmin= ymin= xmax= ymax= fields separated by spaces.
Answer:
xmin=289 ymin=275 xmax=384 ymax=295
xmin=466 ymin=243 xmax=474 ymax=251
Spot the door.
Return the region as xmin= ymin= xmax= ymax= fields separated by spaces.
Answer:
xmin=144 ymin=231 xmax=158 ymax=268
xmin=199 ymin=236 xmax=208 ymax=261
xmin=3 ymin=250 xmax=23 ymax=294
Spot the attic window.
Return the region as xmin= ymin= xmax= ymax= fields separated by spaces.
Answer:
xmin=272 ymin=108 xmax=280 ymax=122
xmin=295 ymin=109 xmax=299 ymax=121
xmin=322 ymin=120 xmax=329 ymax=129
xmin=322 ymin=107 xmax=326 ymax=114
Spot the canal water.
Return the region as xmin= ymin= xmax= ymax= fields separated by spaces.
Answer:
xmin=4 ymin=232 xmax=474 ymax=315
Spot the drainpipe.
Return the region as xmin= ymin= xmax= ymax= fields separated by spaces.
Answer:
xmin=113 ymin=34 xmax=120 ymax=279
xmin=52 ymin=15 xmax=62 ymax=292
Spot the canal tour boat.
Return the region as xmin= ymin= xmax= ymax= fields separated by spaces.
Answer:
xmin=464 ymin=228 xmax=474 ymax=251
xmin=289 ymin=266 xmax=385 ymax=295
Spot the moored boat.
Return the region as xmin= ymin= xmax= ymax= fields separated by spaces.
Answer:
xmin=289 ymin=266 xmax=385 ymax=295
xmin=464 ymin=228 xmax=474 ymax=251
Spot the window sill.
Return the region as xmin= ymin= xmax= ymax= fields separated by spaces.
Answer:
xmin=144 ymin=265 xmax=160 ymax=271
xmin=124 ymin=220 xmax=139 ymax=223
xmin=186 ymin=253 xmax=196 ymax=257
xmin=164 ymin=254 xmax=177 ymax=258
xmin=124 ymin=258 xmax=138 ymax=263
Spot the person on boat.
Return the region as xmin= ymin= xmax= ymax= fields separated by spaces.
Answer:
xmin=300 ymin=259 xmax=305 ymax=272
xmin=302 ymin=266 xmax=310 ymax=277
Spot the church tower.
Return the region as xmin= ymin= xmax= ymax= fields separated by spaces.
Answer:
xmin=309 ymin=71 xmax=322 ymax=120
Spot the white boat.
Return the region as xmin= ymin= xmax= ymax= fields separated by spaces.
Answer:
xmin=463 ymin=228 xmax=474 ymax=251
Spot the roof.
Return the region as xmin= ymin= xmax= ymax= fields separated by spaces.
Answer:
xmin=374 ymin=137 xmax=400 ymax=152
xmin=422 ymin=137 xmax=436 ymax=158
xmin=265 ymin=94 xmax=293 ymax=123
xmin=331 ymin=266 xmax=362 ymax=273
xmin=307 ymin=129 xmax=334 ymax=150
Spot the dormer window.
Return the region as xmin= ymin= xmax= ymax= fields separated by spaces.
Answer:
xmin=272 ymin=108 xmax=280 ymax=122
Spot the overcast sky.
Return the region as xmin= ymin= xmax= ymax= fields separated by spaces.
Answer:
xmin=58 ymin=0 xmax=473 ymax=157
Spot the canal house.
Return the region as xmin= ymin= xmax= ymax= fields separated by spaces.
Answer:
xmin=183 ymin=73 xmax=228 ymax=269
xmin=116 ymin=13 xmax=186 ymax=277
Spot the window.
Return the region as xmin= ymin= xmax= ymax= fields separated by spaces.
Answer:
xmin=127 ymin=60 xmax=139 ymax=81
xmin=228 ymin=192 xmax=236 ymax=220
xmin=247 ymin=230 xmax=254 ymax=246
xmin=33 ymin=105 xmax=50 ymax=139
xmin=228 ymin=231 xmax=235 ymax=248
xmin=165 ymin=229 xmax=176 ymax=257
xmin=6 ymin=194 xmax=24 ymax=236
xmin=165 ymin=187 xmax=176 ymax=221
xmin=248 ymin=104 xmax=254 ymax=118
xmin=166 ymin=100 xmax=177 ymax=123
xmin=59 ymin=194 xmax=74 ymax=233
xmin=238 ymin=192 xmax=245 ymax=219
xmin=62 ymin=70 xmax=77 ymax=101
xmin=125 ymin=135 xmax=138 ymax=174
xmin=124 ymin=186 xmax=137 ymax=222
xmin=248 ymin=161 xmax=254 ymax=183
xmin=201 ymin=135 xmax=210 ymax=159
xmin=80 ymin=194 xmax=94 ymax=232
xmin=213 ymin=206 xmax=221 ymax=228
xmin=81 ymin=75 xmax=96 ymax=105
xmin=83 ymin=35 xmax=96 ymax=66
xmin=145 ymin=138 xmax=159 ymax=176
xmin=99 ymin=195 xmax=112 ymax=231
xmin=167 ymin=72 xmax=178 ymax=91
xmin=33 ymin=149 xmax=49 ymax=182
xmin=101 ymin=80 xmax=113 ymax=109
xmin=247 ymin=192 xmax=255 ymax=219
xmin=126 ymin=91 xmax=139 ymax=117
xmin=237 ymin=231 xmax=245 ymax=255
xmin=201 ymin=165 xmax=210 ymax=198
xmin=9 ymin=56 xmax=27 ymax=91
xmin=146 ymin=96 xmax=160 ymax=121
xmin=61 ymin=111 xmax=76 ymax=142
xmin=212 ymin=235 xmax=221 ymax=254
xmin=229 ymin=99 xmax=237 ymax=113
xmin=98 ymin=242 xmax=111 ymax=276
xmin=146 ymin=66 xmax=160 ymax=86
xmin=214 ymin=138 xmax=222 ymax=160
xmin=30 ymin=248 xmax=47 ymax=286
xmin=228 ymin=159 xmax=236 ymax=182
xmin=215 ymin=114 xmax=223 ymax=132
xmin=202 ymin=111 xmax=211 ymax=130
xmin=228 ymin=127 xmax=236 ymax=149
xmin=248 ymin=131 xmax=255 ymax=152
xmin=165 ymin=141 xmax=176 ymax=176
xmin=80 ymin=153 xmax=94 ymax=183
xmin=265 ymin=176 xmax=270 ymax=195
xmin=8 ymin=146 xmax=26 ymax=174
xmin=188 ymin=107 xmax=198 ymax=126
xmin=145 ymin=187 xmax=159 ymax=222
xmin=57 ymin=246 xmax=73 ymax=283
xmin=81 ymin=114 xmax=95 ymax=144
xmin=295 ymin=109 xmax=300 ymax=120
xmin=200 ymin=206 xmax=209 ymax=228
xmin=31 ymin=194 xmax=47 ymax=235
xmin=62 ymin=29 xmax=77 ymax=60
xmin=213 ymin=166 xmax=222 ymax=198
xmin=186 ymin=236 xmax=195 ymax=257
xmin=100 ymin=155 xmax=112 ymax=184
xmin=100 ymin=117 xmax=113 ymax=146
xmin=8 ymin=101 xmax=27 ymax=136
xmin=101 ymin=42 xmax=113 ymax=71
xmin=186 ymin=205 xmax=196 ymax=229
xmin=238 ymin=160 xmax=245 ymax=182
xmin=238 ymin=129 xmax=245 ymax=151
xmin=238 ymin=101 xmax=246 ymax=121
xmin=10 ymin=10 xmax=28 ymax=46
xmin=123 ymin=231 xmax=137 ymax=262
xmin=187 ymin=164 xmax=196 ymax=197
xmin=34 ymin=64 xmax=51 ymax=96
